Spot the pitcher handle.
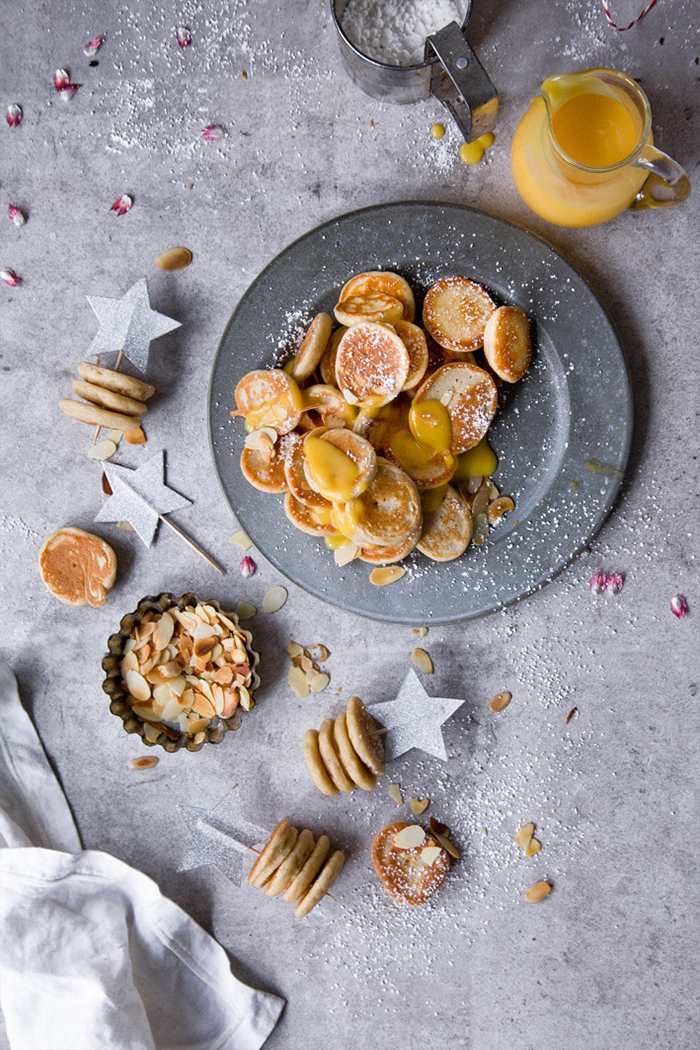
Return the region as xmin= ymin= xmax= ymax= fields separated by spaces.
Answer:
xmin=630 ymin=144 xmax=691 ymax=210
xmin=425 ymin=22 xmax=498 ymax=144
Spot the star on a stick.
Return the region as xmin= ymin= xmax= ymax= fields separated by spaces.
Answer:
xmin=95 ymin=450 xmax=191 ymax=547
xmin=177 ymin=790 xmax=269 ymax=885
xmin=366 ymin=669 xmax=465 ymax=762
xmin=87 ymin=276 xmax=180 ymax=373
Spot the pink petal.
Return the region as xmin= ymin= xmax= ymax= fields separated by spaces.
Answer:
xmin=670 ymin=595 xmax=688 ymax=619
xmin=6 ymin=104 xmax=22 ymax=128
xmin=589 ymin=572 xmax=607 ymax=595
xmin=605 ymin=573 xmax=624 ymax=596
xmin=201 ymin=124 xmax=224 ymax=141
xmin=8 ymin=205 xmax=26 ymax=227
xmin=240 ymin=555 xmax=257 ymax=578
xmin=84 ymin=36 xmax=104 ymax=57
xmin=176 ymin=25 xmax=192 ymax=48
xmin=1 ymin=269 xmax=21 ymax=287
xmin=54 ymin=68 xmax=71 ymax=90
xmin=110 ymin=194 xmax=133 ymax=216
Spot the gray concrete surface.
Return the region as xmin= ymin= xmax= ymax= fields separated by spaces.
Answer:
xmin=1 ymin=1 xmax=698 ymax=1048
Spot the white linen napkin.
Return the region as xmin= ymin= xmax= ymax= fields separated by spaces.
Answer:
xmin=0 ymin=662 xmax=284 ymax=1050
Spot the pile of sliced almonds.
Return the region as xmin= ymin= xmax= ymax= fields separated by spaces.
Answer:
xmin=515 ymin=822 xmax=541 ymax=857
xmin=287 ymin=640 xmax=330 ymax=698
xmin=120 ymin=601 xmax=255 ymax=745
xmin=457 ymin=476 xmax=515 ymax=546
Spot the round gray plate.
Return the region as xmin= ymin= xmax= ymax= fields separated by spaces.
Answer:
xmin=209 ymin=202 xmax=632 ymax=624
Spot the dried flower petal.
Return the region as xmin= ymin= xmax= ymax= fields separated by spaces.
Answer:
xmin=589 ymin=571 xmax=607 ymax=595
xmin=8 ymin=205 xmax=26 ymax=227
xmin=110 ymin=194 xmax=133 ymax=216
xmin=671 ymin=594 xmax=688 ymax=619
xmin=176 ymin=25 xmax=192 ymax=48
xmin=201 ymin=124 xmax=224 ymax=141
xmin=605 ymin=573 xmax=624 ymax=596
xmin=1 ymin=269 xmax=20 ymax=287
xmin=83 ymin=36 xmax=104 ymax=57
xmin=53 ymin=69 xmax=80 ymax=98
xmin=240 ymin=555 xmax=256 ymax=578
xmin=6 ymin=104 xmax=22 ymax=128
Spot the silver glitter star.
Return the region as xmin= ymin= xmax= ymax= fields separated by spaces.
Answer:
xmin=177 ymin=790 xmax=270 ymax=885
xmin=87 ymin=276 xmax=181 ymax=373
xmin=366 ymin=669 xmax=465 ymax=762
xmin=95 ymin=450 xmax=192 ymax=547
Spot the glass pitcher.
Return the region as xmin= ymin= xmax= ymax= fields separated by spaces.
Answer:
xmin=511 ymin=68 xmax=691 ymax=228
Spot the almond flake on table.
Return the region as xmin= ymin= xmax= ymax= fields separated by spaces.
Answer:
xmin=262 ymin=586 xmax=288 ymax=613
xmin=488 ymin=691 xmax=511 ymax=712
xmin=235 ymin=600 xmax=257 ymax=620
xmin=388 ymin=783 xmax=404 ymax=806
xmin=411 ymin=648 xmax=433 ymax=674
xmin=230 ymin=530 xmax=252 ymax=550
xmin=525 ymin=881 xmax=552 ymax=903
xmin=87 ymin=439 xmax=117 ymax=461
xmin=410 ymin=797 xmax=429 ymax=814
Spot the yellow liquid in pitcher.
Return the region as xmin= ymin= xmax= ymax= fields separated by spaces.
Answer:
xmin=552 ymin=93 xmax=637 ymax=167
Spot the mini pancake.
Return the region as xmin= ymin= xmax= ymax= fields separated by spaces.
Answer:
xmin=417 ymin=484 xmax=473 ymax=562
xmin=318 ymin=327 xmax=346 ymax=385
xmin=339 ymin=271 xmax=416 ymax=322
xmin=303 ymin=428 xmax=377 ymax=503
xmin=384 ymin=428 xmax=456 ymax=489
xmin=39 ymin=527 xmax=117 ymax=607
xmin=234 ymin=369 xmax=303 ymax=434
xmin=483 ymin=305 xmax=532 ymax=382
xmin=346 ymin=696 xmax=386 ymax=776
xmin=283 ymin=834 xmax=330 ymax=904
xmin=423 ymin=276 xmax=496 ymax=353
xmin=304 ymin=729 xmax=339 ymax=796
xmin=265 ymin=828 xmax=316 ymax=897
xmin=241 ymin=431 xmax=302 ymax=493
xmin=335 ymin=323 xmax=410 ymax=408
xmin=248 ymin=819 xmax=298 ymax=887
xmin=302 ymin=384 xmax=356 ymax=428
xmin=394 ymin=320 xmax=429 ymax=390
xmin=359 ymin=523 xmax=421 ymax=565
xmin=284 ymin=493 xmax=337 ymax=536
xmin=343 ymin=459 xmax=422 ymax=548
xmin=334 ymin=293 xmax=404 ymax=327
xmin=372 ymin=821 xmax=449 ymax=906
xmin=76 ymin=362 xmax=155 ymax=401
xmin=290 ymin=313 xmax=333 ymax=382
xmin=333 ymin=712 xmax=376 ymax=791
xmin=294 ymin=850 xmax=345 ymax=918
xmin=71 ymin=380 xmax=149 ymax=418
xmin=414 ymin=362 xmax=497 ymax=453
xmin=284 ymin=437 xmax=333 ymax=510
xmin=318 ymin=718 xmax=356 ymax=793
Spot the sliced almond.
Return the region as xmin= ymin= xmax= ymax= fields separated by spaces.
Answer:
xmin=152 ymin=611 xmax=175 ymax=651
xmin=515 ymin=823 xmax=535 ymax=849
xmin=525 ymin=881 xmax=552 ymax=903
xmin=116 ymin=521 xmax=135 ymax=532
xmin=307 ymin=644 xmax=329 ymax=662
xmin=288 ymin=665 xmax=310 ymax=698
xmin=393 ymin=824 xmax=426 ymax=849
xmin=420 ymin=846 xmax=443 ymax=866
xmin=235 ymin=600 xmax=257 ymax=620
xmin=488 ymin=495 xmax=515 ymax=524
xmin=410 ymin=797 xmax=429 ymax=815
xmin=488 ymin=691 xmax=512 ymax=712
xmin=370 ymin=566 xmax=406 ymax=586
xmin=124 ymin=427 xmax=146 ymax=445
xmin=230 ymin=530 xmax=252 ymax=551
xmin=129 ymin=755 xmax=159 ymax=770
xmin=143 ymin=723 xmax=161 ymax=743
xmin=309 ymin=672 xmax=330 ymax=693
xmin=388 ymin=783 xmax=404 ymax=806
xmin=411 ymin=648 xmax=433 ymax=674
xmin=263 ymin=585 xmax=288 ymax=613
xmin=334 ymin=541 xmax=358 ymax=567
xmin=288 ymin=641 xmax=303 ymax=658
xmin=155 ymin=247 xmax=193 ymax=271
xmin=125 ymin=670 xmax=151 ymax=703
xmin=412 ymin=627 xmax=428 ymax=637
xmin=87 ymin=439 xmax=117 ymax=461
xmin=525 ymin=838 xmax=542 ymax=857
xmin=239 ymin=686 xmax=253 ymax=711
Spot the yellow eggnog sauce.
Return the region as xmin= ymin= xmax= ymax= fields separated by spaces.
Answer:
xmin=454 ymin=436 xmax=498 ymax=479
xmin=391 ymin=429 xmax=454 ymax=476
xmin=409 ymin=399 xmax=452 ymax=454
xmin=552 ymin=93 xmax=637 ymax=168
xmin=304 ymin=435 xmax=359 ymax=503
xmin=324 ymin=533 xmax=351 ymax=550
xmin=421 ymin=483 xmax=449 ymax=514
xmin=244 ymin=376 xmax=303 ymax=430
xmin=330 ymin=503 xmax=363 ymax=539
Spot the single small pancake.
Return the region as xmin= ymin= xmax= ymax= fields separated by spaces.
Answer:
xmin=248 ymin=819 xmax=298 ymax=887
xmin=346 ymin=695 xmax=386 ymax=776
xmin=77 ymin=362 xmax=155 ymax=401
xmin=372 ymin=821 xmax=450 ymax=906
xmin=335 ymin=323 xmax=409 ymax=407
xmin=71 ymin=380 xmax=148 ymax=418
xmin=384 ymin=429 xmax=456 ymax=489
xmin=294 ymin=850 xmax=345 ymax=918
xmin=241 ymin=431 xmax=301 ymax=493
xmin=423 ymin=276 xmax=496 ymax=353
xmin=39 ymin=527 xmax=117 ymax=607
xmin=283 ymin=835 xmax=330 ymax=903
xmin=359 ymin=523 xmax=421 ymax=566
xmin=318 ymin=718 xmax=356 ymax=793
xmin=265 ymin=828 xmax=316 ymax=897
xmin=284 ymin=493 xmax=337 ymax=536
xmin=58 ymin=398 xmax=139 ymax=433
xmin=339 ymin=271 xmax=416 ymax=323
xmin=394 ymin=320 xmax=429 ymax=390
xmin=334 ymin=293 xmax=404 ymax=328
xmin=333 ymin=712 xmax=376 ymax=791
xmin=284 ymin=438 xmax=333 ymax=510
xmin=414 ymin=362 xmax=497 ymax=454
xmin=319 ymin=327 xmax=346 ymax=385
xmin=303 ymin=384 xmax=356 ymax=428
xmin=344 ymin=459 xmax=421 ymax=548
xmin=483 ymin=305 xmax=532 ymax=382
xmin=290 ymin=313 xmax=333 ymax=381
xmin=304 ymin=729 xmax=339 ymax=796
xmin=417 ymin=485 xmax=473 ymax=562
xmin=234 ymin=369 xmax=303 ymax=435
xmin=303 ymin=428 xmax=377 ymax=502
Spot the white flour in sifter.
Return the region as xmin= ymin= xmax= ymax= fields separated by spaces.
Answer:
xmin=340 ymin=0 xmax=464 ymax=66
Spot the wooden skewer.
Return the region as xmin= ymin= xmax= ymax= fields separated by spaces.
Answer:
xmin=92 ymin=349 xmax=125 ymax=445
xmin=158 ymin=514 xmax=225 ymax=575
xmin=247 ymin=845 xmax=335 ymax=899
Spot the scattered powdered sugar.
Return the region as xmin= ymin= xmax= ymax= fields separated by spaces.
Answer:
xmin=340 ymin=0 xmax=464 ymax=66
